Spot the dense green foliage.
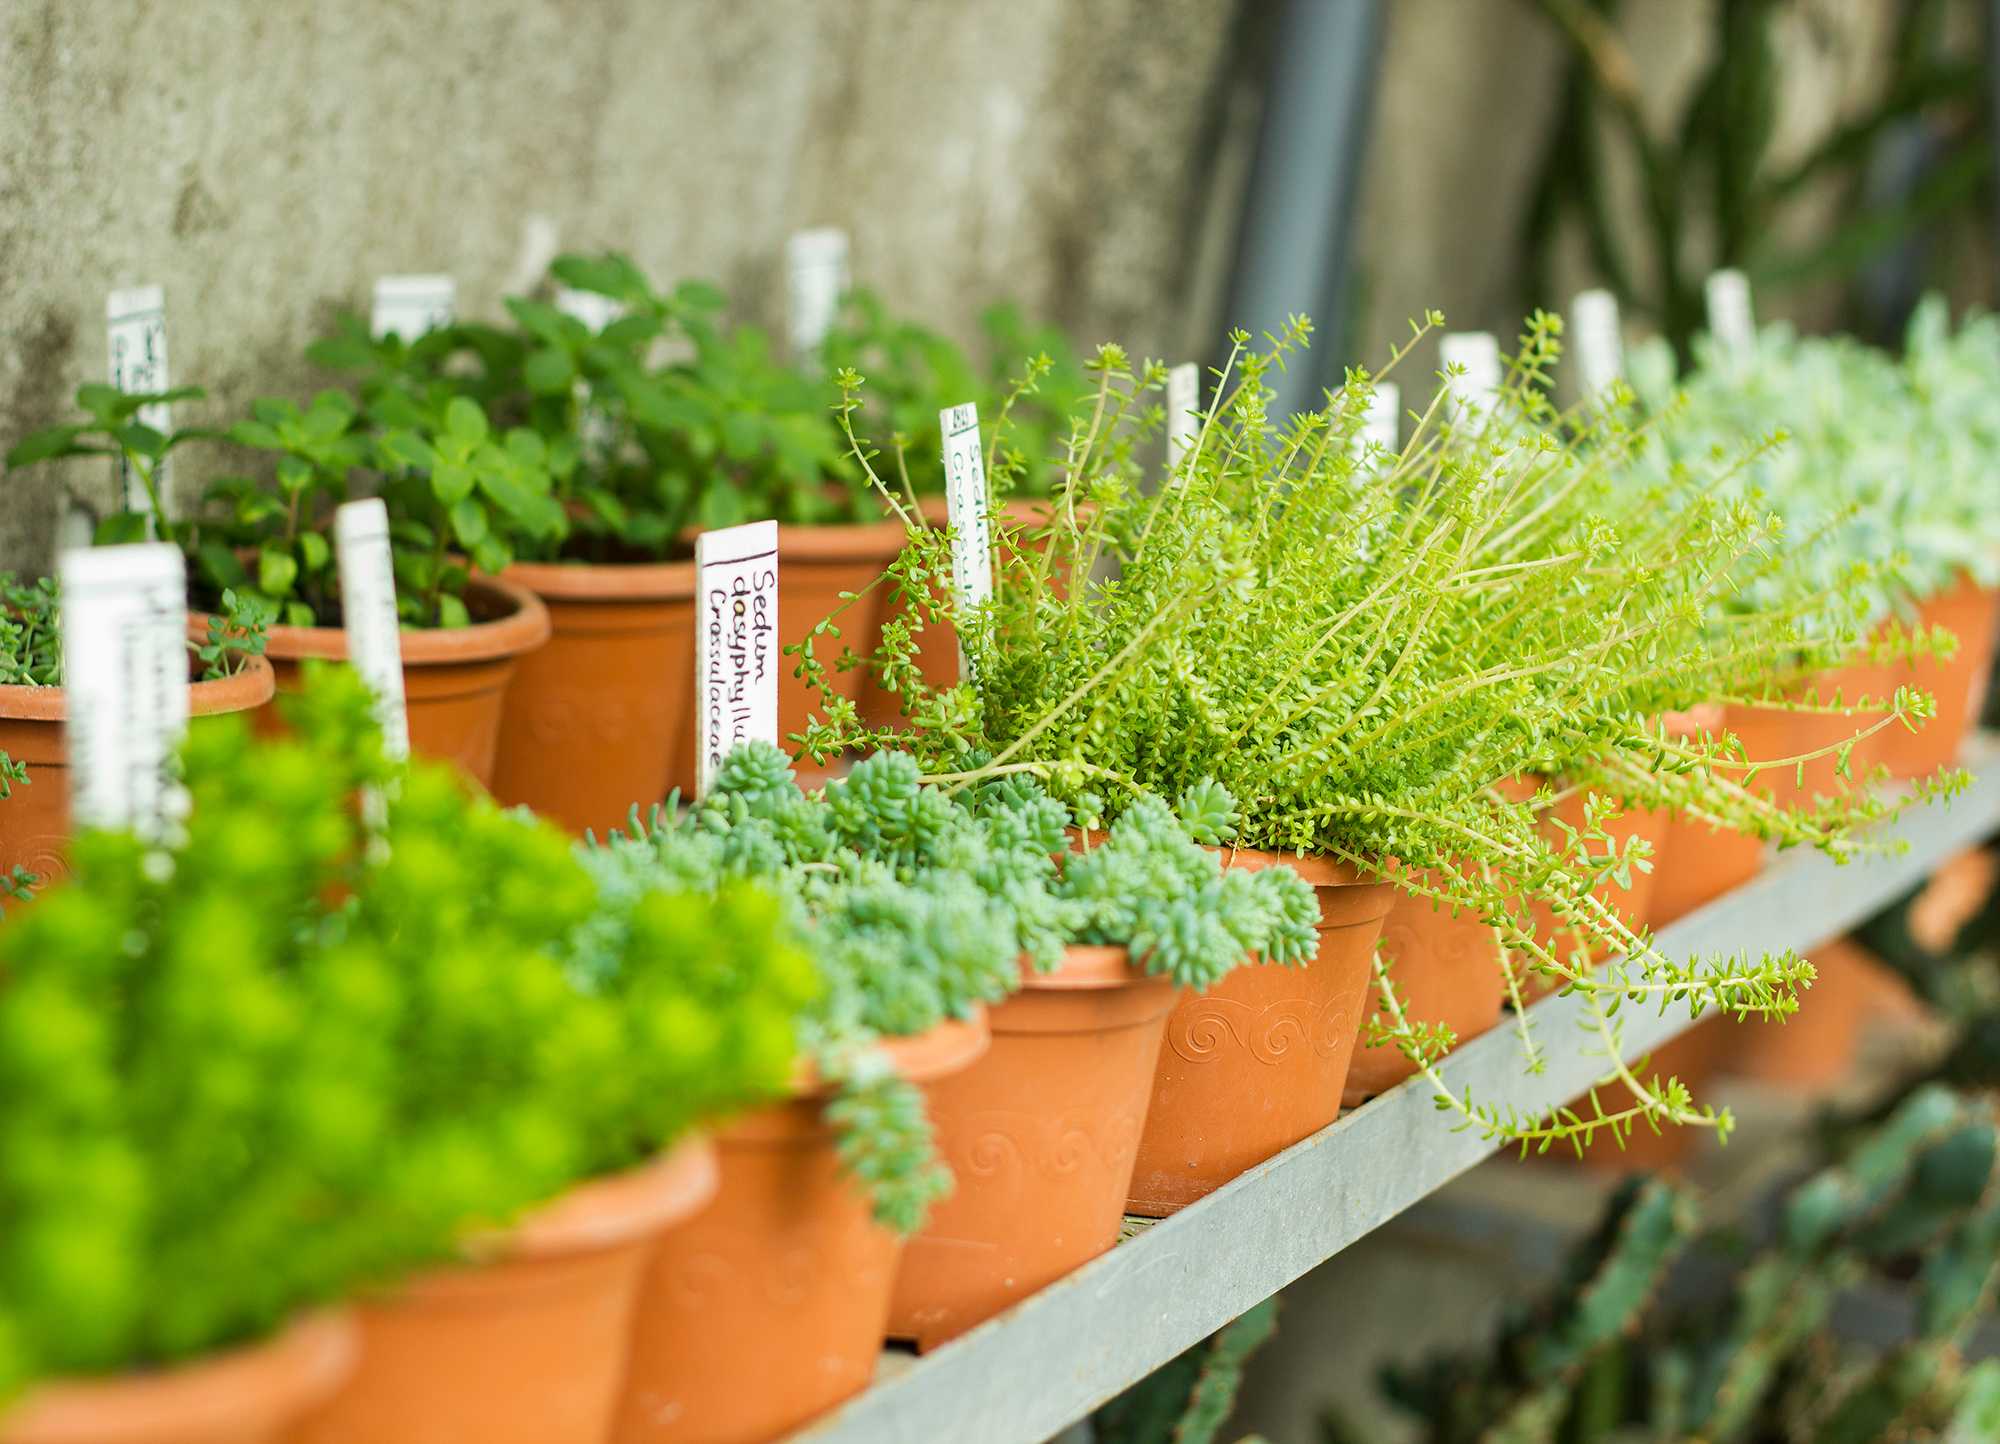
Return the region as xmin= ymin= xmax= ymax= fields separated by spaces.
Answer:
xmin=1630 ymin=299 xmax=2000 ymax=608
xmin=799 ymin=311 xmax=1962 ymax=1149
xmin=600 ymin=741 xmax=1314 ymax=1229
xmin=0 ymin=670 xmax=809 ymax=1400
xmin=1361 ymin=1086 xmax=2000 ymax=1443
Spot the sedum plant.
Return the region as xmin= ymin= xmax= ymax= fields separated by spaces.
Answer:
xmin=0 ymin=668 xmax=809 ymax=1404
xmin=601 ymin=742 xmax=1314 ymax=1230
xmin=798 ymin=311 xmax=1962 ymax=1152
xmin=1627 ymin=298 xmax=2000 ymax=611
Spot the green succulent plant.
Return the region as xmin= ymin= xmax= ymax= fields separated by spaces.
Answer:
xmin=601 ymin=741 xmax=1312 ymax=1230
xmin=798 ymin=310 xmax=1963 ymax=1152
xmin=0 ymin=667 xmax=809 ymax=1405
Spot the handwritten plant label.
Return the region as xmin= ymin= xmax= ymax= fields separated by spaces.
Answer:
xmin=695 ymin=519 xmax=780 ymax=800
xmin=1167 ymin=362 xmax=1200 ymax=474
xmin=1571 ymin=288 xmax=1623 ymax=398
xmin=59 ymin=542 xmax=189 ymax=840
xmin=1359 ymin=380 xmax=1400 ymax=460
xmin=1439 ymin=331 xmax=1501 ymax=427
xmin=106 ymin=286 xmax=171 ymax=522
xmin=940 ymin=403 xmax=993 ymax=678
xmin=1705 ymin=269 xmax=1755 ymax=358
xmin=334 ymin=499 xmax=411 ymax=762
xmin=371 ymin=274 xmax=456 ymax=341
xmin=786 ymin=227 xmax=849 ymax=360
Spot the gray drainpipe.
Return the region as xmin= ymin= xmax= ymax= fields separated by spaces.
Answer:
xmin=1217 ymin=0 xmax=1386 ymax=419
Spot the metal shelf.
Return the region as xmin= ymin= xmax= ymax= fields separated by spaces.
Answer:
xmin=794 ymin=735 xmax=2000 ymax=1444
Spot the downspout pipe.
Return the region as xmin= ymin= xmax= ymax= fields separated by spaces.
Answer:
xmin=1217 ymin=0 xmax=1385 ymax=420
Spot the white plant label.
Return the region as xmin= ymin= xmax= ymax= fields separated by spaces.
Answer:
xmin=59 ymin=543 xmax=189 ymax=840
xmin=1359 ymin=380 xmax=1400 ymax=460
xmin=940 ymin=402 xmax=993 ymax=678
xmin=334 ymin=499 xmax=411 ymax=762
xmin=1166 ymin=362 xmax=1200 ymax=474
xmin=1440 ymin=331 xmax=1502 ymax=427
xmin=371 ymin=274 xmax=456 ymax=341
xmin=106 ymin=285 xmax=171 ymax=522
xmin=695 ymin=519 xmax=780 ymax=800
xmin=1570 ymin=288 xmax=1623 ymax=398
xmin=1705 ymin=269 xmax=1755 ymax=358
xmin=786 ymin=227 xmax=849 ymax=360
xmin=554 ymin=285 xmax=624 ymax=334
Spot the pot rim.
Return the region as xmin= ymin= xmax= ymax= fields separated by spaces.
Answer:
xmin=0 ymin=654 xmax=276 ymax=724
xmin=1019 ymin=942 xmax=1174 ymax=992
xmin=190 ymin=576 xmax=552 ymax=667
xmin=500 ymin=556 xmax=697 ymax=603
xmin=0 ymin=1310 xmax=354 ymax=1444
xmin=788 ymin=1007 xmax=991 ymax=1096
xmin=470 ymin=1134 xmax=719 ymax=1265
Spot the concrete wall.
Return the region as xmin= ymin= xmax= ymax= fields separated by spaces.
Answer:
xmin=0 ymin=0 xmax=1249 ymax=573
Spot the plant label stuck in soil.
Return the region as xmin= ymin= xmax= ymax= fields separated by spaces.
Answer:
xmin=371 ymin=274 xmax=457 ymax=341
xmin=695 ymin=519 xmax=779 ymax=800
xmin=106 ymin=285 xmax=172 ymax=524
xmin=334 ymin=499 xmax=412 ymax=762
xmin=1571 ymin=288 xmax=1623 ymax=399
xmin=1705 ymin=269 xmax=1755 ymax=358
xmin=786 ymin=227 xmax=849 ymax=360
xmin=59 ymin=542 xmax=190 ymax=840
xmin=1168 ymin=362 xmax=1200 ymax=474
xmin=940 ymin=402 xmax=994 ymax=678
xmin=1440 ymin=332 xmax=1501 ymax=428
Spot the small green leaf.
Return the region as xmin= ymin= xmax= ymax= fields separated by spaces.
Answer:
xmin=449 ymin=498 xmax=489 ymax=548
xmin=436 ymin=593 xmax=472 ymax=629
xmin=228 ymin=420 xmax=285 ymax=450
xmin=430 ymin=462 xmax=475 ymax=506
xmin=275 ymin=455 xmax=315 ymax=495
xmin=444 ymin=397 xmax=489 ymax=445
xmin=258 ymin=547 xmax=299 ymax=597
xmin=523 ymin=346 xmax=576 ymax=395
xmin=297 ymin=532 xmax=331 ymax=572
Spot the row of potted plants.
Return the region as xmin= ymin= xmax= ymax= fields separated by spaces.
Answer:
xmin=0 ymin=282 xmax=1993 ymax=1441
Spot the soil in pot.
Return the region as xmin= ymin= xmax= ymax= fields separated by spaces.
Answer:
xmin=887 ymin=947 xmax=1177 ymax=1350
xmin=0 ymin=656 xmax=276 ymax=896
xmin=1342 ymin=872 xmax=1504 ymax=1106
xmin=612 ymin=1014 xmax=989 ymax=1444
xmin=491 ymin=559 xmax=697 ymax=834
xmin=1127 ymin=849 xmax=1396 ymax=1217
xmin=0 ymin=1310 xmax=353 ymax=1444
xmin=1874 ymin=574 xmax=2000 ymax=780
xmin=292 ymin=1137 xmax=717 ymax=1444
xmin=206 ymin=576 xmax=551 ymax=789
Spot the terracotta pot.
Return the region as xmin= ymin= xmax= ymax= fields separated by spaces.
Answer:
xmin=0 ymin=657 xmax=275 ymax=895
xmin=1646 ymin=704 xmax=1766 ymax=929
xmin=491 ymin=559 xmax=697 ymax=833
xmin=210 ymin=577 xmax=551 ymax=788
xmin=1726 ymin=934 xmax=1877 ymax=1092
xmin=294 ymin=1137 xmax=718 ymax=1444
xmin=1127 ymin=849 xmax=1396 ymax=1217
xmin=888 ymin=947 xmax=1177 ymax=1350
xmin=1518 ymin=786 xmax=1673 ymax=994
xmin=1342 ymin=873 xmax=1504 ymax=1105
xmin=0 ymin=1311 xmax=353 ymax=1444
xmin=1875 ymin=574 xmax=2000 ymax=780
xmin=776 ymin=514 xmax=914 ymax=744
xmin=613 ymin=1014 xmax=990 ymax=1444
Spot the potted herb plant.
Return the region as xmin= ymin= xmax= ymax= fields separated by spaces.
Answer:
xmin=5 ymin=380 xmax=555 ymax=785
xmin=0 ymin=567 xmax=273 ymax=897
xmin=800 ymin=313 xmax=1956 ymax=1198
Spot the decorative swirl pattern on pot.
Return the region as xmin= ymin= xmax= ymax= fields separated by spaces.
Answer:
xmin=951 ymin=1110 xmax=1143 ymax=1190
xmin=1167 ymin=997 xmax=1348 ymax=1065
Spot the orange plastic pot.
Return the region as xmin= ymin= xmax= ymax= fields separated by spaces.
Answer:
xmin=491 ymin=559 xmax=697 ymax=833
xmin=1726 ymin=934 xmax=1877 ymax=1092
xmin=613 ymin=1014 xmax=989 ymax=1444
xmin=1516 ymin=786 xmax=1673 ymax=994
xmin=217 ymin=577 xmax=551 ymax=787
xmin=0 ymin=1311 xmax=353 ymax=1444
xmin=776 ymin=515 xmax=914 ymax=744
xmin=0 ymin=657 xmax=275 ymax=895
xmin=1875 ymin=574 xmax=2000 ymax=780
xmin=1127 ymin=849 xmax=1396 ymax=1216
xmin=294 ymin=1138 xmax=717 ymax=1444
xmin=888 ymin=947 xmax=1177 ymax=1349
xmin=1343 ymin=873 xmax=1503 ymax=1105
